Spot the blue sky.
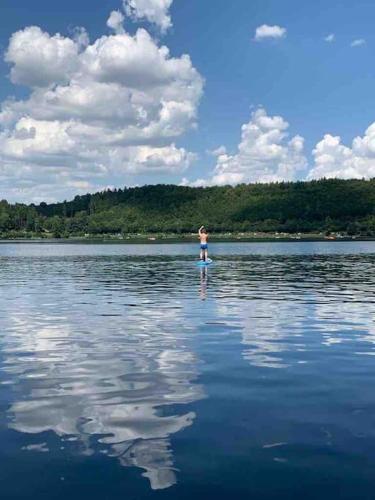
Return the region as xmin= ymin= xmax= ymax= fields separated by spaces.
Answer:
xmin=1 ymin=0 xmax=375 ymax=202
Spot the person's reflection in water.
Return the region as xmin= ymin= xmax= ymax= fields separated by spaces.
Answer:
xmin=200 ymin=266 xmax=208 ymax=300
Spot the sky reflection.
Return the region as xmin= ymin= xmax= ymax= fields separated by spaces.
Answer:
xmin=1 ymin=244 xmax=375 ymax=496
xmin=1 ymin=262 xmax=205 ymax=490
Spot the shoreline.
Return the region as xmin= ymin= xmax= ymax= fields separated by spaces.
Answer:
xmin=0 ymin=233 xmax=371 ymax=244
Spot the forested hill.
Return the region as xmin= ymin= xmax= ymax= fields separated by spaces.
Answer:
xmin=1 ymin=178 xmax=375 ymax=238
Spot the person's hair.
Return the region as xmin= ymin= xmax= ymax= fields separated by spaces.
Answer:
xmin=201 ymin=228 xmax=207 ymax=234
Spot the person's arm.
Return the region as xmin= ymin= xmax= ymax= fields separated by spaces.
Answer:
xmin=198 ymin=225 xmax=204 ymax=236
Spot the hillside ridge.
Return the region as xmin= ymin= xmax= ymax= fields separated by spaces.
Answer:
xmin=1 ymin=179 xmax=375 ymax=238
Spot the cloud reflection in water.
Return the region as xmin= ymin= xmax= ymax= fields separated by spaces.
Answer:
xmin=2 ymin=248 xmax=375 ymax=494
xmin=1 ymin=258 xmax=205 ymax=490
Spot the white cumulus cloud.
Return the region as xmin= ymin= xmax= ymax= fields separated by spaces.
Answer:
xmin=0 ymin=14 xmax=203 ymax=202
xmin=209 ymin=145 xmax=227 ymax=157
xmin=308 ymin=124 xmax=375 ymax=180
xmin=123 ymin=0 xmax=173 ymax=33
xmin=5 ymin=26 xmax=80 ymax=87
xmin=107 ymin=10 xmax=125 ymax=34
xmin=254 ymin=24 xmax=287 ymax=42
xmin=182 ymin=108 xmax=306 ymax=186
xmin=324 ymin=33 xmax=335 ymax=43
xmin=351 ymin=38 xmax=366 ymax=47
xmin=72 ymin=27 xmax=90 ymax=49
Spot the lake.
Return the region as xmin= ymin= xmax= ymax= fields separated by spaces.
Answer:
xmin=1 ymin=241 xmax=375 ymax=499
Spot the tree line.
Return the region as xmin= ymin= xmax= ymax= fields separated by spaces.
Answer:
xmin=1 ymin=178 xmax=375 ymax=238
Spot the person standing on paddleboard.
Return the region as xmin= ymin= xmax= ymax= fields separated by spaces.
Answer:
xmin=198 ymin=226 xmax=209 ymax=261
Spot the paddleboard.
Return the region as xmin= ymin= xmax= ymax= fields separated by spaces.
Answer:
xmin=197 ymin=258 xmax=212 ymax=266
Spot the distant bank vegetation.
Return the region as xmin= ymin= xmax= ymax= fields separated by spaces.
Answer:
xmin=1 ymin=179 xmax=375 ymax=239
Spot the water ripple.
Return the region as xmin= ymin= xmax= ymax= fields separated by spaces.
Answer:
xmin=1 ymin=242 xmax=375 ymax=496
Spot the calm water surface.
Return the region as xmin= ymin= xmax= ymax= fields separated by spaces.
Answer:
xmin=1 ymin=241 xmax=375 ymax=499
